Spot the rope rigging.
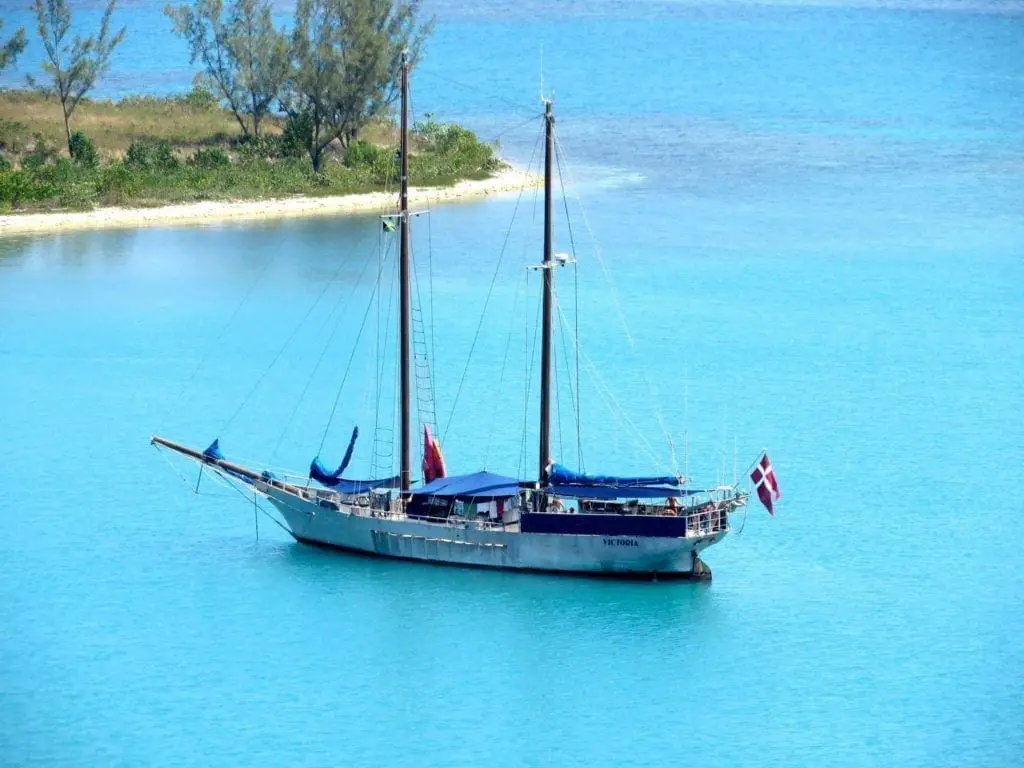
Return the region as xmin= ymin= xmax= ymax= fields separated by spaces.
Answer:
xmin=218 ymin=226 xmax=376 ymax=438
xmin=160 ymin=240 xmax=283 ymax=434
xmin=552 ymin=133 xmax=677 ymax=474
xmin=316 ymin=234 xmax=395 ymax=458
xmin=441 ymin=120 xmax=545 ymax=444
xmin=269 ymin=231 xmax=385 ymax=462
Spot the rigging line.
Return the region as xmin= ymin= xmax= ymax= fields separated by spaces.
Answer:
xmin=483 ymin=261 xmax=525 ymax=469
xmin=270 ymin=234 xmax=383 ymax=461
xmin=212 ymin=469 xmax=293 ymax=537
xmin=161 ymin=243 xmax=280 ymax=432
xmin=316 ymin=236 xmax=394 ymax=458
xmin=410 ymin=228 xmax=434 ymax=431
xmin=425 ymin=198 xmax=438 ymax=429
xmin=374 ymin=236 xmax=399 ymax=471
xmin=518 ymin=268 xmax=544 ymax=480
xmin=553 ymin=134 xmax=675 ymax=453
xmin=372 ymin=236 xmax=399 ymax=468
xmin=554 ymin=302 xmax=667 ymax=469
xmin=574 ymin=261 xmax=583 ymax=470
xmin=556 ymin=292 xmax=581 ymax=469
xmin=441 ymin=119 xmax=545 ymax=443
xmin=483 ymin=113 xmax=546 ymax=148
xmin=553 ymin=137 xmax=584 ymax=468
xmin=417 ymin=68 xmax=540 ymax=119
xmin=408 ymin=87 xmax=440 ymax=432
xmin=219 ymin=229 xmax=374 ymax=437
xmin=554 ymin=290 xmax=564 ymax=466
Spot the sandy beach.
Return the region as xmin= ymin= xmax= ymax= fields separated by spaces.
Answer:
xmin=0 ymin=167 xmax=541 ymax=236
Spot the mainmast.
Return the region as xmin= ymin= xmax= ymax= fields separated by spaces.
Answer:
xmin=538 ymin=99 xmax=555 ymax=488
xmin=399 ymin=51 xmax=412 ymax=493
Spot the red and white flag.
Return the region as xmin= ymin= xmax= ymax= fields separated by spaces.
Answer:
xmin=750 ymin=453 xmax=781 ymax=515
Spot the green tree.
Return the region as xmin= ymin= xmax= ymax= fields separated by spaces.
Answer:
xmin=0 ymin=19 xmax=27 ymax=73
xmin=165 ymin=0 xmax=288 ymax=139
xmin=284 ymin=0 xmax=433 ymax=171
xmin=29 ymin=0 xmax=126 ymax=155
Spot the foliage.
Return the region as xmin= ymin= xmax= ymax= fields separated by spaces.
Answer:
xmin=284 ymin=0 xmax=434 ymax=171
xmin=189 ymin=146 xmax=230 ymax=169
xmin=410 ymin=120 xmax=502 ymax=184
xmin=0 ymin=117 xmax=31 ymax=155
xmin=68 ymin=130 xmax=98 ymax=168
xmin=165 ymin=0 xmax=288 ymax=138
xmin=235 ymin=133 xmax=282 ymax=160
xmin=28 ymin=0 xmax=127 ymax=154
xmin=125 ymin=139 xmax=180 ymax=170
xmin=280 ymin=110 xmax=312 ymax=159
xmin=21 ymin=133 xmax=58 ymax=170
xmin=0 ymin=19 xmax=28 ymax=73
xmin=182 ymin=82 xmax=219 ymax=111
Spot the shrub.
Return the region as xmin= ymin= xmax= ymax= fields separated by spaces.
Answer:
xmin=125 ymin=140 xmax=153 ymax=169
xmin=125 ymin=140 xmax=179 ymax=170
xmin=281 ymin=111 xmax=312 ymax=160
xmin=69 ymin=131 xmax=99 ymax=169
xmin=189 ymin=147 xmax=230 ymax=169
xmin=183 ymin=84 xmax=218 ymax=111
xmin=0 ymin=118 xmax=30 ymax=155
xmin=0 ymin=169 xmax=32 ymax=207
xmin=152 ymin=140 xmax=179 ymax=170
xmin=0 ymin=154 xmax=9 ymax=171
xmin=236 ymin=134 xmax=282 ymax=161
xmin=98 ymin=162 xmax=139 ymax=206
xmin=22 ymin=133 xmax=57 ymax=171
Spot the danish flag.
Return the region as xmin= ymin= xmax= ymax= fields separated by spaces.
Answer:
xmin=750 ymin=453 xmax=781 ymax=515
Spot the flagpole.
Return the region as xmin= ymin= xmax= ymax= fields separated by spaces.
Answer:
xmin=742 ymin=449 xmax=767 ymax=483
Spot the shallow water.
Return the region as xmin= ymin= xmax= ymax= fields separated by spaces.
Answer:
xmin=2 ymin=2 xmax=1023 ymax=766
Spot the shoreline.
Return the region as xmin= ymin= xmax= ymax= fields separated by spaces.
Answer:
xmin=0 ymin=167 xmax=541 ymax=236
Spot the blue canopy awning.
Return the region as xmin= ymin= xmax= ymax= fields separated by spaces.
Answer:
xmin=411 ymin=471 xmax=522 ymax=502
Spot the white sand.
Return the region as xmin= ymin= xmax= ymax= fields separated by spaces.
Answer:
xmin=0 ymin=166 xmax=541 ymax=236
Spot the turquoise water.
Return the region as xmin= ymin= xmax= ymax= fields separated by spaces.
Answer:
xmin=2 ymin=2 xmax=1024 ymax=766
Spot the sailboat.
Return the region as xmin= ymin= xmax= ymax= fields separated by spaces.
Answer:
xmin=152 ymin=53 xmax=770 ymax=580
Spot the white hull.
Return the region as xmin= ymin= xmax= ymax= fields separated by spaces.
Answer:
xmin=260 ymin=483 xmax=727 ymax=579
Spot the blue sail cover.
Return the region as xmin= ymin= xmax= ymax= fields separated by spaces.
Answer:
xmin=203 ymin=438 xmax=224 ymax=461
xmin=310 ymin=426 xmax=399 ymax=492
xmin=548 ymin=466 xmax=684 ymax=495
xmin=411 ymin=471 xmax=522 ymax=501
xmin=547 ymin=484 xmax=707 ymax=500
xmin=309 ymin=459 xmax=400 ymax=493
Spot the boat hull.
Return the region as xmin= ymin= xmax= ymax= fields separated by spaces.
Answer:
xmin=262 ymin=484 xmax=725 ymax=580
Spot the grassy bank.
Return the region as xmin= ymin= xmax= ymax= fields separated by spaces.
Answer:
xmin=0 ymin=89 xmax=504 ymax=213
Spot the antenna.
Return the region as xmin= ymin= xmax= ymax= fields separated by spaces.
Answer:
xmin=539 ymin=43 xmax=554 ymax=104
xmin=681 ymin=368 xmax=690 ymax=481
xmin=733 ymin=434 xmax=738 ymax=487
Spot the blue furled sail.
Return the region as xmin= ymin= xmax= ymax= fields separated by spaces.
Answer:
xmin=309 ymin=459 xmax=401 ymax=492
xmin=309 ymin=426 xmax=399 ymax=492
xmin=547 ymin=484 xmax=707 ymax=500
xmin=548 ymin=463 xmax=681 ymax=488
xmin=200 ymin=439 xmax=255 ymax=485
xmin=309 ymin=426 xmax=359 ymax=484
xmin=203 ymin=438 xmax=224 ymax=461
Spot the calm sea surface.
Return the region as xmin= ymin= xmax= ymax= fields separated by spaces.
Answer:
xmin=2 ymin=1 xmax=1023 ymax=766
